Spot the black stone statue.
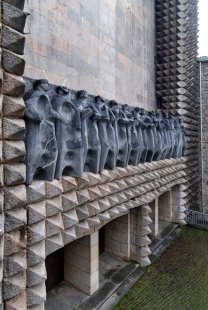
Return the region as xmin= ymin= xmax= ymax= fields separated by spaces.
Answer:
xmin=25 ymin=79 xmax=59 ymax=184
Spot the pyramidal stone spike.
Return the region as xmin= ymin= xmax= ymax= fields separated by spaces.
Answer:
xmin=87 ymin=173 xmax=101 ymax=186
xmin=27 ymin=261 xmax=46 ymax=287
xmin=138 ymin=245 xmax=152 ymax=257
xmin=87 ymin=201 xmax=101 ymax=216
xmin=2 ymin=24 xmax=26 ymax=55
xmin=88 ymin=186 xmax=102 ymax=200
xmin=4 ymin=184 xmax=26 ymax=210
xmin=46 ymin=232 xmax=64 ymax=256
xmin=116 ymin=192 xmax=127 ymax=203
xmin=27 ymin=201 xmax=46 ymax=225
xmin=46 ymin=213 xmax=64 ymax=238
xmin=75 ymin=220 xmax=90 ymax=236
xmin=62 ymin=208 xmax=78 ymax=229
xmin=5 ymin=207 xmax=27 ymax=232
xmin=98 ymin=197 xmax=111 ymax=211
xmin=115 ymin=167 xmax=128 ymax=177
xmin=27 ymin=221 xmax=46 ymax=246
xmin=3 ymin=72 xmax=25 ymax=97
xmin=4 ymin=230 xmax=26 ymax=256
xmin=27 ymin=240 xmax=46 ymax=267
xmin=107 ymin=194 xmax=120 ymax=207
xmin=115 ymin=179 xmax=128 ymax=189
xmin=62 ymin=191 xmax=78 ymax=211
xmin=125 ymin=200 xmax=139 ymax=209
xmin=4 ymin=250 xmax=26 ymax=277
xmin=3 ymin=271 xmax=26 ymax=300
xmin=87 ymin=215 xmax=101 ymax=227
xmin=5 ymin=291 xmax=27 ymax=310
xmin=76 ymin=189 xmax=90 ymax=205
xmin=26 ymin=281 xmax=46 ymax=308
xmin=61 ymin=176 xmax=77 ymax=193
xmin=177 ymin=212 xmax=186 ymax=220
xmin=98 ymin=184 xmax=112 ymax=197
xmin=2 ymin=49 xmax=25 ymax=76
xmin=4 ymin=163 xmax=26 ymax=186
xmin=139 ymin=205 xmax=152 ymax=215
xmin=138 ymin=214 xmax=153 ymax=226
xmin=46 ymin=195 xmax=62 ymax=217
xmin=108 ymin=206 xmax=120 ymax=217
xmin=108 ymin=169 xmax=119 ymax=180
xmin=45 ymin=180 xmax=63 ymax=199
xmin=27 ymin=181 xmax=45 ymax=204
xmin=76 ymin=173 xmax=90 ymax=189
xmin=140 ymin=225 xmax=152 ymax=236
xmin=98 ymin=211 xmax=111 ymax=221
xmin=125 ymin=176 xmax=136 ymax=187
xmin=125 ymin=165 xmax=137 ymax=175
xmin=139 ymin=256 xmax=151 ymax=267
xmin=63 ymin=226 xmax=77 ymax=245
xmin=107 ymin=182 xmax=120 ymax=193
xmin=3 ymin=140 xmax=25 ymax=163
xmin=123 ymin=188 xmax=134 ymax=199
xmin=116 ymin=203 xmax=128 ymax=213
xmin=76 ymin=204 xmax=90 ymax=221
xmin=137 ymin=235 xmax=151 ymax=247
xmin=100 ymin=169 xmax=112 ymax=183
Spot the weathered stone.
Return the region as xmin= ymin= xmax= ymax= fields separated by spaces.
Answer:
xmin=4 ymin=0 xmax=25 ymax=10
xmin=2 ymin=49 xmax=25 ymax=76
xmin=46 ymin=213 xmax=64 ymax=238
xmin=4 ymin=185 xmax=26 ymax=210
xmin=27 ymin=240 xmax=45 ymax=267
xmin=3 ymin=140 xmax=25 ymax=162
xmin=27 ymin=261 xmax=46 ymax=287
xmin=4 ymin=229 xmax=26 ymax=256
xmin=5 ymin=291 xmax=27 ymax=310
xmin=4 ymin=250 xmax=26 ymax=278
xmin=27 ymin=201 xmax=46 ymax=225
xmin=45 ymin=180 xmax=63 ymax=198
xmin=26 ymin=282 xmax=46 ymax=308
xmin=3 ymin=72 xmax=25 ymax=97
xmin=3 ymin=2 xmax=27 ymax=33
xmin=45 ymin=232 xmax=64 ymax=256
xmin=27 ymin=221 xmax=45 ymax=246
xmin=26 ymin=181 xmax=45 ymax=204
xmin=5 ymin=207 xmax=27 ymax=232
xmin=3 ymin=271 xmax=26 ymax=301
xmin=3 ymin=96 xmax=25 ymax=118
xmin=2 ymin=25 xmax=25 ymax=55
xmin=4 ymin=164 xmax=26 ymax=186
xmin=2 ymin=118 xmax=25 ymax=140
xmin=46 ymin=195 xmax=62 ymax=217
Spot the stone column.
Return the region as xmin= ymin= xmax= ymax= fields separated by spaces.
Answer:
xmin=149 ymin=199 xmax=159 ymax=237
xmin=130 ymin=205 xmax=152 ymax=267
xmin=158 ymin=190 xmax=172 ymax=223
xmin=105 ymin=214 xmax=130 ymax=261
xmin=64 ymin=231 xmax=99 ymax=295
xmin=172 ymin=185 xmax=186 ymax=225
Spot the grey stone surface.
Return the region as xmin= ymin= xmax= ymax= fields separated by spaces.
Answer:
xmin=24 ymin=0 xmax=155 ymax=109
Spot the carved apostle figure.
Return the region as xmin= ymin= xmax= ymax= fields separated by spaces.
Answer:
xmin=109 ymin=100 xmax=129 ymax=167
xmin=122 ymin=104 xmax=140 ymax=166
xmin=51 ymin=86 xmax=84 ymax=178
xmin=139 ymin=109 xmax=155 ymax=163
xmin=166 ymin=115 xmax=176 ymax=159
xmin=25 ymin=79 xmax=59 ymax=184
xmin=94 ymin=95 xmax=110 ymax=172
xmin=134 ymin=108 xmax=144 ymax=164
xmin=151 ymin=111 xmax=163 ymax=161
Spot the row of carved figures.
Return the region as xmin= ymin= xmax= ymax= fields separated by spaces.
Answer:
xmin=24 ymin=79 xmax=186 ymax=185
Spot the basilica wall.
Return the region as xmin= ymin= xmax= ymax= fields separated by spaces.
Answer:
xmin=24 ymin=0 xmax=156 ymax=110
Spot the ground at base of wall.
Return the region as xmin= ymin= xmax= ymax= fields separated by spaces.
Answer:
xmin=115 ymin=226 xmax=208 ymax=310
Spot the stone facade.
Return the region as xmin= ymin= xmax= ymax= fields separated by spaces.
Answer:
xmin=24 ymin=0 xmax=155 ymax=110
xmin=0 ymin=0 xmax=200 ymax=309
xmin=199 ymin=59 xmax=208 ymax=213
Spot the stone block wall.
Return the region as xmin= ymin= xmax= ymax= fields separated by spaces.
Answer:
xmin=200 ymin=60 xmax=208 ymax=213
xmin=23 ymin=0 xmax=155 ymax=109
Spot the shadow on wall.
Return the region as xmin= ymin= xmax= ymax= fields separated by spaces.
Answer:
xmin=24 ymin=78 xmax=186 ymax=185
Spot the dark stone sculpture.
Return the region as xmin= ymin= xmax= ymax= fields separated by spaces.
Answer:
xmin=24 ymin=78 xmax=187 ymax=184
xmin=25 ymin=79 xmax=58 ymax=184
xmin=51 ymin=86 xmax=83 ymax=178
